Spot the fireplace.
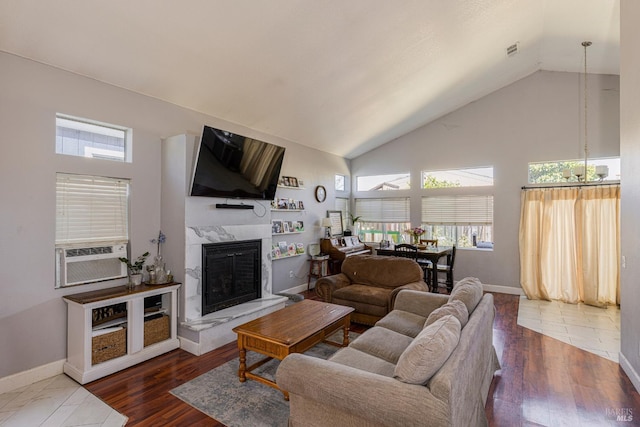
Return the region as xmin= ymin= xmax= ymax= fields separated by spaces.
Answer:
xmin=201 ymin=240 xmax=262 ymax=316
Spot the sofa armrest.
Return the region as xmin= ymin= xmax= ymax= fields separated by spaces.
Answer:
xmin=388 ymin=281 xmax=430 ymax=312
xmin=393 ymin=289 xmax=450 ymax=317
xmin=276 ymin=353 xmax=448 ymax=427
xmin=314 ymin=273 xmax=351 ymax=302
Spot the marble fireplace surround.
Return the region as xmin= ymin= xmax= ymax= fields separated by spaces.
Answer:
xmin=179 ymin=224 xmax=287 ymax=355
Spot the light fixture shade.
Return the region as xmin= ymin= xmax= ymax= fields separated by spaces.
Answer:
xmin=321 ymin=218 xmax=333 ymax=227
xmin=596 ymin=165 xmax=609 ymax=178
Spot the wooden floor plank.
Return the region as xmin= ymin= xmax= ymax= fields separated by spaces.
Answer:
xmin=84 ymin=290 xmax=640 ymax=426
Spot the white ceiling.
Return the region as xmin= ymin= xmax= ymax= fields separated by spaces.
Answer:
xmin=0 ymin=0 xmax=619 ymax=159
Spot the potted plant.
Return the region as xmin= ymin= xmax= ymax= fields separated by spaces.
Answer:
xmin=119 ymin=251 xmax=149 ymax=286
xmin=345 ymin=214 xmax=362 ymax=237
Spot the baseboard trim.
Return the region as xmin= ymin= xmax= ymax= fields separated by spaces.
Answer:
xmin=0 ymin=359 xmax=65 ymax=394
xmin=483 ymin=284 xmax=525 ymax=296
xmin=279 ymin=282 xmax=311 ymax=296
xmin=619 ymin=352 xmax=640 ymax=393
xmin=178 ymin=336 xmax=202 ymax=356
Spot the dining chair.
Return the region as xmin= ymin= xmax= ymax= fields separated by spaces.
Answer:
xmin=393 ymin=243 xmax=418 ymax=260
xmin=394 ymin=244 xmax=433 ymax=286
xmin=435 ymin=245 xmax=456 ymax=293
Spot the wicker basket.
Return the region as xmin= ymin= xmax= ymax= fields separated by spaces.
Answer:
xmin=92 ymin=327 xmax=126 ymax=365
xmin=144 ymin=314 xmax=170 ymax=347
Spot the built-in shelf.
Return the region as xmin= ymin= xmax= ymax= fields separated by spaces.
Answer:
xmin=272 ymin=231 xmax=303 ymax=236
xmin=277 ymin=185 xmax=305 ymax=190
xmin=271 ymin=209 xmax=304 ymax=212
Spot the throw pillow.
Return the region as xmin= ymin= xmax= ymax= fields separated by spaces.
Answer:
xmin=424 ymin=299 xmax=469 ymax=328
xmin=449 ymin=277 xmax=483 ymax=314
xmin=394 ymin=315 xmax=461 ymax=385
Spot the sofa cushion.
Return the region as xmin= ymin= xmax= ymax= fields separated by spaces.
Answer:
xmin=393 ymin=315 xmax=461 ymax=385
xmin=333 ymin=284 xmax=390 ymax=307
xmin=341 ymin=255 xmax=424 ymax=288
xmin=448 ymin=277 xmax=483 ymax=314
xmin=349 ymin=326 xmax=414 ymax=364
xmin=425 ymin=299 xmax=469 ymax=328
xmin=375 ymin=309 xmax=427 ymax=338
xmin=328 ymin=347 xmax=396 ymax=378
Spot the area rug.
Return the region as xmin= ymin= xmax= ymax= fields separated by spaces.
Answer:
xmin=170 ymin=331 xmax=357 ymax=427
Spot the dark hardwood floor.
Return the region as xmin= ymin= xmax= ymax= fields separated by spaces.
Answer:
xmin=85 ymin=291 xmax=640 ymax=426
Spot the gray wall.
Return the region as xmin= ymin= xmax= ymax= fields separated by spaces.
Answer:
xmin=620 ymin=0 xmax=640 ymax=389
xmin=351 ymin=70 xmax=620 ymax=289
xmin=0 ymin=52 xmax=348 ymax=378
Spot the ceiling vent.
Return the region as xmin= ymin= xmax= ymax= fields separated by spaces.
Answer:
xmin=506 ymin=42 xmax=519 ymax=57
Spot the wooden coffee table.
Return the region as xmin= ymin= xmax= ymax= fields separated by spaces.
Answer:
xmin=232 ymin=299 xmax=354 ymax=399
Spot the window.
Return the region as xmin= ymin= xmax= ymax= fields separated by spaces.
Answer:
xmin=56 ymin=173 xmax=130 ymax=246
xmin=356 ymin=173 xmax=410 ymax=191
xmin=335 ymin=174 xmax=345 ymax=191
xmin=335 ymin=197 xmax=349 ymax=230
xmin=355 ymin=198 xmax=410 ymax=243
xmin=528 ymin=157 xmax=620 ymax=183
xmin=421 ymin=195 xmax=493 ymax=248
xmin=422 ymin=167 xmax=493 ymax=188
xmin=56 ymin=114 xmax=131 ymax=162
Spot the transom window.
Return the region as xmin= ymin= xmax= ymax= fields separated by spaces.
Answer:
xmin=356 ymin=173 xmax=410 ymax=191
xmin=422 ymin=167 xmax=493 ymax=188
xmin=56 ymin=114 xmax=131 ymax=162
xmin=528 ymin=157 xmax=620 ymax=184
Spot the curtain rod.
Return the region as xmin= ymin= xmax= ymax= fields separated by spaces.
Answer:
xmin=521 ymin=182 xmax=620 ymax=190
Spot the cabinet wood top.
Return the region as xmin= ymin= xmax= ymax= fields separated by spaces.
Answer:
xmin=63 ymin=282 xmax=181 ymax=304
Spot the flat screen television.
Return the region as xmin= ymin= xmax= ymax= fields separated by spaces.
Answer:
xmin=190 ymin=125 xmax=286 ymax=200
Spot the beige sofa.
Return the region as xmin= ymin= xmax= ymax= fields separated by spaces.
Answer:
xmin=277 ymin=277 xmax=500 ymax=427
xmin=315 ymin=254 xmax=429 ymax=325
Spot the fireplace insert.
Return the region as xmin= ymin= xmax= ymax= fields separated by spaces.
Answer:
xmin=201 ymin=240 xmax=261 ymax=315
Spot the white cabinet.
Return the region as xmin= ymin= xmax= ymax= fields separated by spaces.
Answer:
xmin=63 ymin=283 xmax=181 ymax=384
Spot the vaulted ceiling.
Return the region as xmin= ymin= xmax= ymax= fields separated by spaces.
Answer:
xmin=0 ymin=0 xmax=619 ymax=158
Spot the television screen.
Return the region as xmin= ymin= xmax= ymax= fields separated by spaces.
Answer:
xmin=190 ymin=125 xmax=286 ymax=200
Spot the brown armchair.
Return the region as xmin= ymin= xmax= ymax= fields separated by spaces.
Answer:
xmin=314 ymin=254 xmax=429 ymax=325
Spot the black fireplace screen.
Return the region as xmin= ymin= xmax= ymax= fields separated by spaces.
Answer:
xmin=202 ymin=240 xmax=261 ymax=315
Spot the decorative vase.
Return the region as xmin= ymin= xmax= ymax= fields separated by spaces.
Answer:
xmin=412 ymin=235 xmax=420 ymax=245
xmin=128 ymin=273 xmax=143 ymax=288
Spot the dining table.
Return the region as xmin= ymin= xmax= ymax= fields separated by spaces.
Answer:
xmin=376 ymin=245 xmax=453 ymax=292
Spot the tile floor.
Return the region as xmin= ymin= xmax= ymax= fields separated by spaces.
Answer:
xmin=517 ymin=295 xmax=621 ymax=363
xmin=0 ymin=374 xmax=126 ymax=427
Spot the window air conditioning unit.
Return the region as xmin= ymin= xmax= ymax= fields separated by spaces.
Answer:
xmin=56 ymin=244 xmax=128 ymax=288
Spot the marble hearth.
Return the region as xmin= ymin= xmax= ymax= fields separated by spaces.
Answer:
xmin=178 ymin=224 xmax=287 ymax=355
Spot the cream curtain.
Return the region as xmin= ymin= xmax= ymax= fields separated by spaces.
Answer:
xmin=519 ymin=185 xmax=620 ymax=306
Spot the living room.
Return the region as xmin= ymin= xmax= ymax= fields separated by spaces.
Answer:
xmin=2 ymin=1 xmax=640 ymax=426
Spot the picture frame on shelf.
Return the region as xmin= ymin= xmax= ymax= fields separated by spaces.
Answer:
xmin=278 ymin=241 xmax=288 ymax=254
xmin=298 ymin=200 xmax=305 ymax=210
xmin=272 ymin=245 xmax=281 ymax=259
xmin=296 ymin=243 xmax=305 ymax=254
xmin=289 ymin=177 xmax=299 ymax=187
xmin=272 ymin=220 xmax=283 ymax=234
xmin=277 ymin=198 xmax=288 ymax=209
xmin=283 ymin=221 xmax=292 ymax=233
xmin=293 ymin=220 xmax=304 ymax=232
xmin=287 ymin=243 xmax=297 ymax=256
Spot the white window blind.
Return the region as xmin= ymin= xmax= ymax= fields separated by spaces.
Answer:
xmin=56 ymin=173 xmax=129 ymax=245
xmin=355 ymin=198 xmax=410 ymax=223
xmin=422 ymin=195 xmax=493 ymax=225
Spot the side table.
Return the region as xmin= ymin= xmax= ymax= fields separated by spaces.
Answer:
xmin=307 ymin=257 xmax=329 ymax=290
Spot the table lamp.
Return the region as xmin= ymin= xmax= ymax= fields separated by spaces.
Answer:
xmin=321 ymin=217 xmax=333 ymax=238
